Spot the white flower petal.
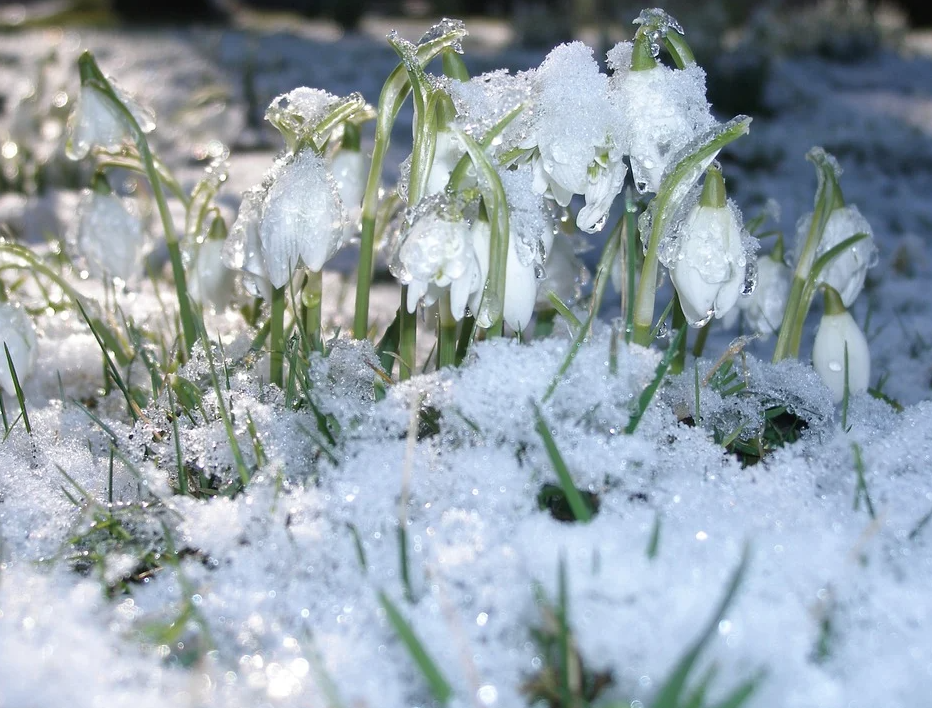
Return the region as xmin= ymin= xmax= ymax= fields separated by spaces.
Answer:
xmin=812 ymin=310 xmax=871 ymax=403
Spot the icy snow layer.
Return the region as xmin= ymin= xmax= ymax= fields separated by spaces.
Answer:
xmin=1 ymin=23 xmax=932 ymax=708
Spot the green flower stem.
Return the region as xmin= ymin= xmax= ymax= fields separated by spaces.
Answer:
xmin=773 ymin=152 xmax=843 ymax=361
xmin=631 ymin=32 xmax=659 ymax=71
xmin=822 ymin=285 xmax=846 ymax=316
xmin=632 ymin=117 xmax=751 ymax=346
xmin=624 ymin=189 xmax=639 ymax=343
xmin=691 ymin=320 xmax=711 ymax=358
xmin=353 ymin=25 xmax=468 ymax=339
xmin=398 ymin=287 xmax=417 ymax=380
xmin=78 ymin=53 xmax=197 ymax=357
xmin=93 ymin=154 xmax=190 ymax=208
xmin=437 ymin=293 xmax=457 ymax=369
xmin=301 ymin=269 xmax=323 ymax=353
xmin=671 ymin=295 xmax=687 ymax=374
xmin=269 ymin=285 xmax=286 ymax=388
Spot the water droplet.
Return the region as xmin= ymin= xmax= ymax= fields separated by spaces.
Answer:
xmin=534 ymin=263 xmax=546 ymax=280
xmin=741 ymin=258 xmax=758 ymax=296
xmin=827 ymin=361 xmax=843 ymax=373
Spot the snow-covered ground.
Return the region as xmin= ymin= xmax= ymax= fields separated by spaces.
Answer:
xmin=1 ymin=15 xmax=931 ymax=708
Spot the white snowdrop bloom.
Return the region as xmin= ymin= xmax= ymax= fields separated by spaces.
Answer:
xmin=69 ymin=190 xmax=146 ymax=282
xmin=0 ymin=302 xmax=38 ymax=396
xmin=812 ymin=294 xmax=870 ymax=403
xmin=223 ymin=187 xmax=273 ymax=300
xmin=188 ymin=237 xmax=236 ymax=312
xmin=330 ymin=149 xmax=367 ymax=239
xmin=259 ymin=150 xmax=347 ymax=288
xmin=469 ymin=220 xmax=539 ymax=333
xmin=424 ymin=129 xmax=466 ymax=196
xmin=526 ymin=42 xmax=625 ymax=233
xmin=393 ymin=209 xmax=481 ymax=319
xmin=66 ymin=82 xmax=155 ymax=160
xmin=608 ymin=41 xmax=715 ymax=194
xmin=796 ymin=204 xmax=876 ymax=308
xmin=667 ymin=172 xmax=750 ymax=327
xmin=736 ymin=254 xmax=791 ymax=337
xmin=536 ymin=233 xmax=587 ymax=308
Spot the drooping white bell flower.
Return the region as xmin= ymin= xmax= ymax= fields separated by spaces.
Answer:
xmin=66 ymin=81 xmax=155 ymax=160
xmin=391 ymin=204 xmax=482 ymax=319
xmin=812 ymin=287 xmax=870 ymax=403
xmin=536 ymin=232 xmax=588 ymax=309
xmin=69 ymin=188 xmax=147 ymax=283
xmin=607 ymin=40 xmax=715 ymax=194
xmin=258 ymin=150 xmax=347 ymax=288
xmin=329 ymin=148 xmax=367 ymax=239
xmin=667 ymin=168 xmax=751 ymax=327
xmin=468 ymin=219 xmax=540 ymax=334
xmin=188 ymin=221 xmax=236 ymax=313
xmin=222 ymin=186 xmax=273 ymax=300
xmin=795 ymin=204 xmax=876 ymax=308
xmin=424 ymin=129 xmax=466 ymax=196
xmin=735 ymin=252 xmax=791 ymax=337
xmin=0 ymin=302 xmax=38 ymax=396
xmin=524 ymin=42 xmax=625 ymax=233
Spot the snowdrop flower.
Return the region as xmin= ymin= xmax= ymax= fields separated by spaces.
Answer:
xmin=469 ymin=219 xmax=539 ymax=333
xmin=69 ymin=187 xmax=146 ymax=283
xmin=392 ymin=204 xmax=482 ymax=319
xmin=667 ymin=168 xmax=751 ymax=327
xmin=258 ymin=150 xmax=347 ymax=288
xmin=330 ymin=147 xmax=367 ymax=239
xmin=424 ymin=129 xmax=466 ymax=196
xmin=607 ymin=40 xmax=715 ymax=194
xmin=0 ymin=302 xmax=37 ymax=396
xmin=735 ymin=251 xmax=791 ymax=337
xmin=796 ymin=204 xmax=876 ymax=308
xmin=66 ymin=81 xmax=155 ymax=160
xmin=188 ymin=219 xmax=236 ymax=312
xmin=525 ymin=42 xmax=626 ymax=233
xmin=812 ymin=287 xmax=870 ymax=403
xmin=536 ymin=233 xmax=588 ymax=309
xmin=222 ymin=187 xmax=272 ymax=300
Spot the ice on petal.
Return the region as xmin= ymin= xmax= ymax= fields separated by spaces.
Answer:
xmin=65 ymin=82 xmax=155 ymax=160
xmin=259 ymin=150 xmax=347 ymax=286
xmin=499 ymin=163 xmax=554 ymax=268
xmin=0 ymin=302 xmax=38 ymax=395
xmin=611 ymin=58 xmax=715 ymax=194
xmin=68 ymin=190 xmax=147 ymax=282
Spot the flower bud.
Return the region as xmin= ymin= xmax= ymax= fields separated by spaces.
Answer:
xmin=812 ymin=287 xmax=870 ymax=403
xmin=0 ymin=302 xmax=38 ymax=396
xmin=804 ymin=205 xmax=876 ymax=308
xmin=66 ymin=82 xmax=155 ymax=161
xmin=737 ymin=253 xmax=791 ymax=337
xmin=188 ymin=220 xmax=236 ymax=312
xmin=668 ymin=168 xmax=750 ymax=327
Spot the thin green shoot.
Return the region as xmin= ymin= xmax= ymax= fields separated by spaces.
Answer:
xmin=650 ymin=545 xmax=758 ymax=708
xmin=841 ymin=343 xmax=850 ymax=431
xmin=694 ymin=362 xmax=701 ymax=424
xmin=245 ymin=410 xmax=267 ymax=469
xmin=166 ymin=381 xmax=187 ymax=496
xmin=378 ymin=590 xmax=453 ymax=705
xmin=75 ymin=300 xmax=140 ymax=422
xmin=649 ymin=298 xmax=676 ymax=341
xmin=626 ymin=327 xmax=686 ymax=435
xmin=71 ymin=398 xmax=119 ymax=444
xmin=647 ymin=513 xmax=662 ymax=560
xmin=0 ymin=387 xmax=8 ymax=434
xmin=197 ymin=320 xmax=251 ymax=490
xmin=851 ymin=443 xmax=875 ymax=519
xmin=346 ymin=523 xmax=368 ymax=572
xmin=533 ymin=404 xmax=594 ymax=523
xmin=4 ymin=343 xmax=31 ymax=434
xmin=547 ymin=291 xmax=582 ymax=330
xmin=908 ymin=507 xmax=932 ymax=541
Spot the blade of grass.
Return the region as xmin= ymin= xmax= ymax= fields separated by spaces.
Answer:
xmin=378 ymin=590 xmax=453 ymax=705
xmin=533 ymin=403 xmax=593 ymax=523
xmin=4 ymin=343 xmax=31 ymax=434
xmin=626 ymin=327 xmax=685 ymax=435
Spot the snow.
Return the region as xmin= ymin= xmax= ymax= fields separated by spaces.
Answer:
xmin=0 ymin=14 xmax=931 ymax=708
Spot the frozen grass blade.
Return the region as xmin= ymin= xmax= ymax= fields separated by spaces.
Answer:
xmin=4 ymin=343 xmax=30 ymax=434
xmin=647 ymin=513 xmax=662 ymax=560
xmin=626 ymin=327 xmax=686 ymax=435
xmin=75 ymin=300 xmax=141 ymax=423
xmin=851 ymin=442 xmax=875 ymax=519
xmin=533 ymin=404 xmax=593 ymax=523
xmin=166 ymin=381 xmax=187 ymax=496
xmin=651 ymin=545 xmax=755 ymax=708
xmin=378 ymin=590 xmax=453 ymax=705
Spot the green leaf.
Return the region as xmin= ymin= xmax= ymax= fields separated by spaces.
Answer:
xmin=533 ymin=404 xmax=594 ymax=523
